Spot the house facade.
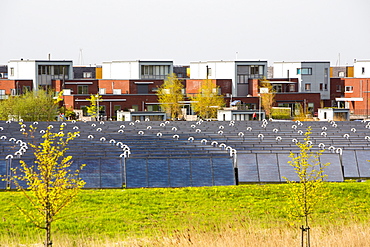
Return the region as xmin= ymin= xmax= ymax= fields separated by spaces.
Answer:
xmin=273 ymin=61 xmax=331 ymax=105
xmin=102 ymin=60 xmax=173 ymax=80
xmin=190 ymin=60 xmax=268 ymax=97
xmin=7 ymin=59 xmax=73 ymax=89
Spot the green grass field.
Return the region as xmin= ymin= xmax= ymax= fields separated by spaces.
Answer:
xmin=0 ymin=182 xmax=369 ymax=246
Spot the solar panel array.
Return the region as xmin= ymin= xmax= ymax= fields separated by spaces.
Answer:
xmin=1 ymin=119 xmax=370 ymax=188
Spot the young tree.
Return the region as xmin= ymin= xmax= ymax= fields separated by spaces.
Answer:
xmin=191 ymin=79 xmax=225 ymax=119
xmin=86 ymin=94 xmax=103 ymax=120
xmin=284 ymin=126 xmax=329 ymax=247
xmin=259 ymin=78 xmax=276 ymax=119
xmin=8 ymin=124 xmax=85 ymax=247
xmin=157 ymin=73 xmax=184 ymax=120
xmin=0 ymin=89 xmax=61 ymax=121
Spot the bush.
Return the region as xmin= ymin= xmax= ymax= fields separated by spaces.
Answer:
xmin=271 ymin=107 xmax=291 ymax=119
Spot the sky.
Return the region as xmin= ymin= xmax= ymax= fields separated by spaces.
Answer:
xmin=1 ymin=0 xmax=370 ymax=66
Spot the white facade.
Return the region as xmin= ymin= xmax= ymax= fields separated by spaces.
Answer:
xmin=318 ymin=108 xmax=350 ymax=121
xmin=354 ymin=60 xmax=370 ymax=78
xmin=8 ymin=59 xmax=73 ymax=89
xmin=102 ymin=61 xmax=140 ymax=79
xmin=102 ymin=60 xmax=173 ymax=80
xmin=273 ymin=62 xmax=302 ymax=88
xmin=190 ymin=60 xmax=267 ymax=97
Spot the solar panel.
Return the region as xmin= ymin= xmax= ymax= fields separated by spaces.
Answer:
xmin=277 ymin=153 xmax=298 ymax=181
xmin=237 ymin=153 xmax=259 ymax=182
xmin=125 ymin=158 xmax=148 ymax=188
xmin=147 ymin=158 xmax=169 ymax=188
xmin=257 ymin=154 xmax=281 ymax=182
xmin=190 ymin=158 xmax=212 ymax=187
xmin=169 ymin=158 xmax=191 ymax=187
xmin=101 ymin=158 xmax=123 ymax=188
xmin=355 ymin=151 xmax=370 ymax=177
xmin=0 ymin=160 xmax=7 ymax=189
xmin=79 ymin=158 xmax=101 ymax=188
xmin=212 ymin=157 xmax=235 ymax=186
xmin=320 ymin=153 xmax=344 ymax=182
xmin=341 ymin=150 xmax=359 ymax=178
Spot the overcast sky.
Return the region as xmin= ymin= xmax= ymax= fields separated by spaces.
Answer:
xmin=1 ymin=0 xmax=369 ymax=66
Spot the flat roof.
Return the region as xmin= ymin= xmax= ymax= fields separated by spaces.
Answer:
xmin=9 ymin=59 xmax=73 ymax=62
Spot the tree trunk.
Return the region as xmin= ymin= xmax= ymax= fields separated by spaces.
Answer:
xmin=45 ymin=202 xmax=52 ymax=247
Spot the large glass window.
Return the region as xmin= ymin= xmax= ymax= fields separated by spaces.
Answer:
xmin=141 ymin=65 xmax=170 ymax=79
xmin=237 ymin=65 xmax=264 ymax=81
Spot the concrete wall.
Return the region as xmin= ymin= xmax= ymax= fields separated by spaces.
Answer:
xmin=102 ymin=61 xmax=140 ymax=79
xmin=354 ymin=60 xmax=370 ymax=78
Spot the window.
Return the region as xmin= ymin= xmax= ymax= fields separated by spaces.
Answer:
xmin=336 ymin=85 xmax=341 ymax=92
xmin=308 ymin=103 xmax=314 ymax=114
xmin=132 ymin=105 xmax=139 ymax=111
xmin=301 ymin=68 xmax=312 ymax=75
xmin=137 ymin=84 xmax=148 ymax=94
xmin=114 ymin=105 xmax=121 ymax=113
xmin=81 ymin=105 xmax=88 ymax=116
xmin=362 ymin=67 xmax=365 ymax=75
xmin=289 ymin=84 xmax=295 ymax=92
xmin=237 ymin=75 xmax=248 ymax=83
xmin=305 ymin=83 xmax=311 ymax=91
xmin=77 ymin=85 xmax=88 ymax=94
xmin=272 ymin=84 xmax=282 ymax=92
xmin=83 ymin=72 xmax=92 ymax=78
xmin=345 ymin=86 xmax=353 ymax=92
xmin=23 ymin=86 xmax=31 ymax=93
xmin=297 ymin=68 xmax=312 ymax=75
xmin=141 ymin=65 xmax=170 ymax=79
xmin=320 ymin=83 xmax=323 ymax=91
xmin=0 ymin=89 xmax=6 ymax=99
xmin=113 ymin=89 xmax=121 ymax=94
xmin=324 ymin=84 xmax=328 ymax=91
xmin=10 ymin=68 xmax=14 ymax=76
xmin=338 ymin=71 xmax=345 ymax=77
xmin=237 ymin=65 xmax=264 ymax=82
xmin=99 ymin=88 xmax=106 ymax=94
xmin=99 ymin=105 xmax=106 ymax=115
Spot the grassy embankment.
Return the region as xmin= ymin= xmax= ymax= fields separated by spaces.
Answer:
xmin=0 ymin=182 xmax=369 ymax=246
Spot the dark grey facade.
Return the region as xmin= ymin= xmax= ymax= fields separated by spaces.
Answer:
xmin=73 ymin=66 xmax=97 ymax=79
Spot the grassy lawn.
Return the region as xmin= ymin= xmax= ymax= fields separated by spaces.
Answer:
xmin=0 ymin=182 xmax=369 ymax=246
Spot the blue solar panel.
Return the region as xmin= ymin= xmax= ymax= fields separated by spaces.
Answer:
xmin=257 ymin=154 xmax=281 ymax=182
xmin=278 ymin=153 xmax=298 ymax=181
xmin=355 ymin=151 xmax=370 ymax=177
xmin=169 ymin=158 xmax=191 ymax=187
xmin=212 ymin=157 xmax=235 ymax=186
xmin=101 ymin=159 xmax=123 ymax=188
xmin=0 ymin=160 xmax=7 ymax=189
xmin=191 ymin=158 xmax=212 ymax=187
xmin=237 ymin=154 xmax=259 ymax=182
xmin=126 ymin=158 xmax=148 ymax=188
xmin=147 ymin=158 xmax=169 ymax=187
xmin=79 ymin=159 xmax=101 ymax=188
xmin=341 ymin=150 xmax=359 ymax=178
xmin=320 ymin=154 xmax=343 ymax=182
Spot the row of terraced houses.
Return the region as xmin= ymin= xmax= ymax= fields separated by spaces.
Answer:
xmin=0 ymin=58 xmax=370 ymax=121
